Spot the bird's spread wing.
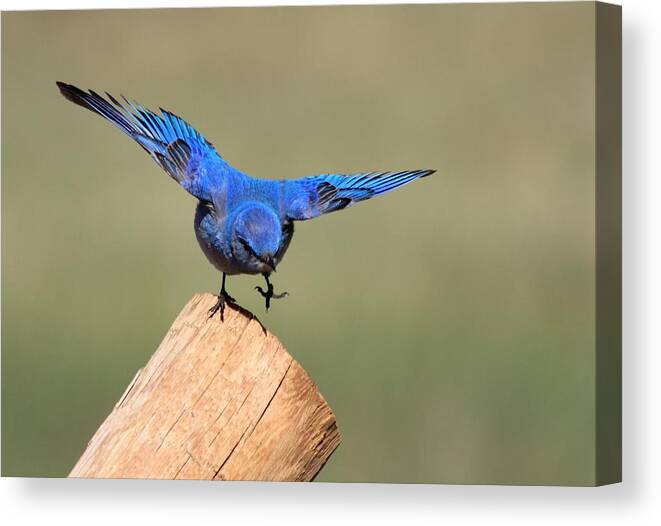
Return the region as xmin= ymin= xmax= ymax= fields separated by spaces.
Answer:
xmin=57 ymin=82 xmax=238 ymax=203
xmin=282 ymin=170 xmax=435 ymax=221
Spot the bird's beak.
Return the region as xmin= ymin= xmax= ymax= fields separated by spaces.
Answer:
xmin=263 ymin=255 xmax=276 ymax=272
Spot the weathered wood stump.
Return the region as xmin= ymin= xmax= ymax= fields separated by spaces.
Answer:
xmin=69 ymin=293 xmax=341 ymax=481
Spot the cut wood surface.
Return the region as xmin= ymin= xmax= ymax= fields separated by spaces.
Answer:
xmin=69 ymin=293 xmax=341 ymax=481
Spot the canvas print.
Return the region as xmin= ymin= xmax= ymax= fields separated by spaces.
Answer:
xmin=1 ymin=2 xmax=621 ymax=485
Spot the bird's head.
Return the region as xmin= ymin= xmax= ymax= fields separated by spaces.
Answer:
xmin=232 ymin=205 xmax=282 ymax=273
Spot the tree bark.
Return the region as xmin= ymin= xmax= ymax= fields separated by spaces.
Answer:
xmin=69 ymin=293 xmax=341 ymax=481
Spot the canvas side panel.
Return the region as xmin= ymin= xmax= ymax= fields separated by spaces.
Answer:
xmin=595 ymin=1 xmax=622 ymax=486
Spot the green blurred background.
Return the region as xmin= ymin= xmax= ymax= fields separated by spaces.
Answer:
xmin=2 ymin=3 xmax=597 ymax=484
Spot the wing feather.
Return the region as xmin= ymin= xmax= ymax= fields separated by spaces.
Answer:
xmin=57 ymin=82 xmax=242 ymax=203
xmin=283 ymin=169 xmax=435 ymax=220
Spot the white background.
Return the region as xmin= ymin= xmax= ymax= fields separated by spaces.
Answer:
xmin=1 ymin=0 xmax=658 ymax=524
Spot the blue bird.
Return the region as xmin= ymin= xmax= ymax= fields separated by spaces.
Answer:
xmin=57 ymin=82 xmax=435 ymax=319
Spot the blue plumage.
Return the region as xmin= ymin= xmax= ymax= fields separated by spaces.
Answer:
xmin=57 ymin=82 xmax=435 ymax=318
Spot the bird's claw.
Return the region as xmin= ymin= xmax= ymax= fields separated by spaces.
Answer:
xmin=207 ymin=298 xmax=225 ymax=321
xmin=208 ymin=291 xmax=236 ymax=321
xmin=254 ymin=285 xmax=289 ymax=311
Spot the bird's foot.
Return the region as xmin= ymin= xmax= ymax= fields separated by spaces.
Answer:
xmin=208 ymin=290 xmax=236 ymax=321
xmin=255 ymin=283 xmax=289 ymax=311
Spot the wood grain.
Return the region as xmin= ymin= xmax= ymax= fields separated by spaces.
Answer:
xmin=69 ymin=293 xmax=341 ymax=481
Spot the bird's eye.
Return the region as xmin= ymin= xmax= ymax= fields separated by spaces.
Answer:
xmin=282 ymin=219 xmax=293 ymax=236
xmin=238 ymin=237 xmax=258 ymax=258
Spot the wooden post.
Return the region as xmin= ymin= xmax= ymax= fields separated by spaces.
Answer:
xmin=69 ymin=293 xmax=341 ymax=481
